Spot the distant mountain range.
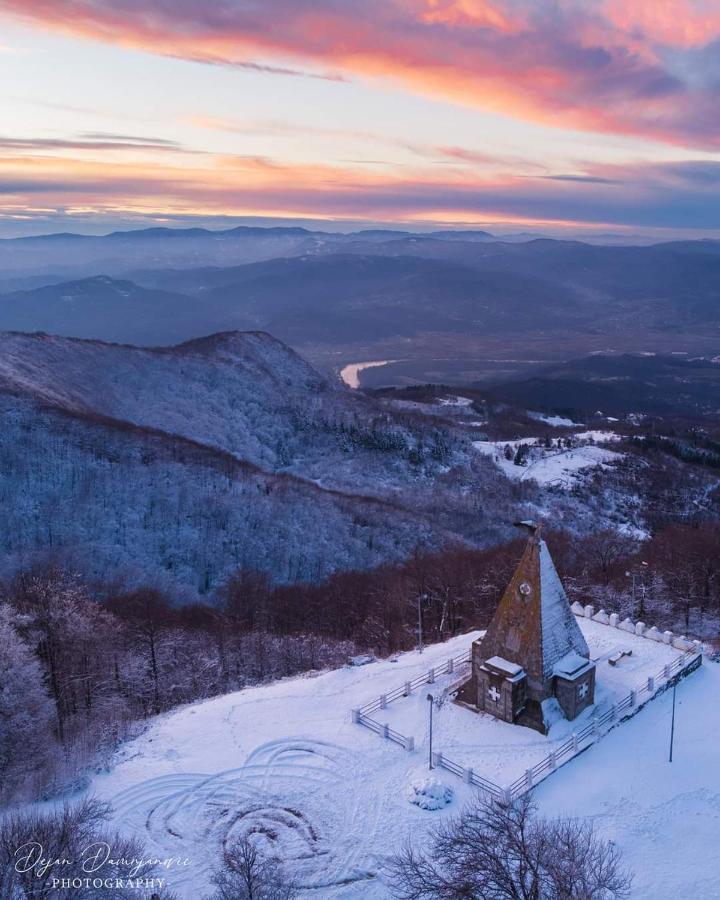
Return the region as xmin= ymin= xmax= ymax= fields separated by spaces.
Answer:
xmin=0 ymin=224 xmax=497 ymax=281
xmin=1 ymin=232 xmax=719 ymax=375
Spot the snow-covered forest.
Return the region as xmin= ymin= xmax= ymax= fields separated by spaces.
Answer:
xmin=0 ymin=331 xmax=717 ymax=598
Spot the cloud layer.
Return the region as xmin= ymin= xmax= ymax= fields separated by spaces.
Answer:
xmin=3 ymin=0 xmax=720 ymax=148
xmin=2 ymin=152 xmax=719 ymax=231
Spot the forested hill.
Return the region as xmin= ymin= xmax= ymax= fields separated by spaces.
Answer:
xmin=0 ymin=329 xmax=467 ymax=490
xmin=0 ymin=330 xmax=527 ymax=595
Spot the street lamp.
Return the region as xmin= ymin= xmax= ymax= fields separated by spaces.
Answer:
xmin=427 ymin=693 xmax=434 ymax=770
xmin=417 ymin=593 xmax=429 ymax=654
xmin=669 ymin=681 xmax=677 ymax=763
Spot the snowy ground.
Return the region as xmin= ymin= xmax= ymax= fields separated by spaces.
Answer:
xmin=82 ymin=621 xmax=718 ymax=899
xmin=473 ymin=432 xmax=623 ymax=487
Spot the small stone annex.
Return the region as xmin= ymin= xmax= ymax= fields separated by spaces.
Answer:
xmin=457 ymin=522 xmax=595 ymax=733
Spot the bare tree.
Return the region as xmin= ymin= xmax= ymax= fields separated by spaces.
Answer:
xmin=386 ymin=795 xmax=632 ymax=900
xmin=207 ymin=836 xmax=297 ymax=900
xmin=106 ymin=588 xmax=176 ymax=716
xmin=0 ymin=797 xmax=177 ymax=899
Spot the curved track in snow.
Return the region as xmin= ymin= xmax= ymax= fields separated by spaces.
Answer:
xmin=111 ymin=738 xmax=378 ymax=895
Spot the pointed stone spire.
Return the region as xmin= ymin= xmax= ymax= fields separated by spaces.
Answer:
xmin=476 ymin=525 xmax=589 ymax=691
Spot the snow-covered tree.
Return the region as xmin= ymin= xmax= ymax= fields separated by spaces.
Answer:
xmin=0 ymin=605 xmax=56 ymax=801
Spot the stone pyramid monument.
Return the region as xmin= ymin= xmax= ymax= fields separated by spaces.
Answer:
xmin=458 ymin=522 xmax=595 ymax=733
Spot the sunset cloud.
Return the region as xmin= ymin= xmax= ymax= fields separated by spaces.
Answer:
xmin=602 ymin=0 xmax=720 ymax=49
xmin=1 ymin=152 xmax=718 ymax=231
xmin=188 ymin=116 xmax=535 ymax=171
xmin=2 ymin=0 xmax=719 ymax=148
xmin=0 ymin=134 xmax=191 ymax=153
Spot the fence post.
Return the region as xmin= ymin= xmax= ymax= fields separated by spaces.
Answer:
xmin=464 ymin=767 xmax=473 ymax=784
xmin=663 ymin=664 xmax=671 ymax=680
xmin=432 ymin=751 xmax=442 ymax=768
xmin=629 ymin=689 xmax=637 ymax=708
xmin=611 ymin=704 xmax=617 ymax=722
xmin=447 ymin=657 xmax=454 ymax=674
xmin=592 ymin=717 xmax=600 ymax=740
xmin=405 ymin=736 xmax=414 ymax=752
xmin=647 ymin=676 xmax=654 ymax=693
xmin=380 ymin=694 xmax=388 ymax=709
xmin=351 ymin=709 xmax=360 ymax=724
xmin=525 ymin=769 xmax=533 ymax=790
xmin=428 ymin=668 xmax=435 ymax=684
xmin=382 ymin=724 xmax=389 ymax=739
xmin=572 ymin=733 xmax=579 ymax=753
xmin=403 ymin=681 xmax=411 ymax=697
xmin=549 ymin=751 xmax=557 ymax=770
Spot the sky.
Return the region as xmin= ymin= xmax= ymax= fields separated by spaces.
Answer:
xmin=0 ymin=0 xmax=719 ymax=238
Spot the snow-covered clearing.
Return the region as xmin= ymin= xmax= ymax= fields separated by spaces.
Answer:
xmin=437 ymin=395 xmax=474 ymax=407
xmin=84 ymin=625 xmax=716 ymax=899
xmin=527 ymin=411 xmax=581 ymax=427
xmin=473 ymin=432 xmax=623 ymax=487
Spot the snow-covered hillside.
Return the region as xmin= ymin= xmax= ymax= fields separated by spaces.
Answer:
xmin=0 ymin=331 xmax=493 ymax=590
xmin=0 ymin=331 xmax=705 ymax=593
xmin=87 ymin=635 xmax=717 ymax=899
xmin=0 ymin=330 xmax=480 ymax=497
xmin=0 ymin=393 xmax=446 ymax=591
xmin=0 ymin=330 xmax=329 ymax=471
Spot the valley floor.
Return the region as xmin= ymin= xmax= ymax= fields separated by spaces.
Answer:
xmin=88 ymin=633 xmax=719 ymax=899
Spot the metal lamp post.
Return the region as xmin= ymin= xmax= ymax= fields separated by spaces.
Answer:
xmin=427 ymin=693 xmax=434 ymax=770
xmin=669 ymin=682 xmax=677 ymax=763
xmin=625 ymin=569 xmax=636 ymax=611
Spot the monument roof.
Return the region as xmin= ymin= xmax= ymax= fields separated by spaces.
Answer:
xmin=475 ymin=529 xmax=591 ymax=684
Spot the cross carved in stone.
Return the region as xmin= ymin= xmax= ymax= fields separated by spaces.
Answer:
xmin=488 ymin=685 xmax=501 ymax=702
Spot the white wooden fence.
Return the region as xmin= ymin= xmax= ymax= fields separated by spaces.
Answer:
xmin=352 ymin=648 xmax=471 ymax=754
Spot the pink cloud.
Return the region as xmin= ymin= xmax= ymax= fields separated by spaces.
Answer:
xmin=2 ymin=1 xmax=719 ymax=148
xmin=2 ymin=152 xmax=719 ymax=231
xmin=602 ymin=0 xmax=720 ymax=49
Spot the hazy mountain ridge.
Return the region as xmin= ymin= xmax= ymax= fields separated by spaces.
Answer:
xmin=1 ymin=234 xmax=719 ymax=369
xmin=0 ymin=276 xmax=209 ymax=346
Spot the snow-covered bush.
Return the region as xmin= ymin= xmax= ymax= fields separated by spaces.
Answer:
xmin=407 ymin=778 xmax=454 ymax=811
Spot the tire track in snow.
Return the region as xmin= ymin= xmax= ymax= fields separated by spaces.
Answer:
xmin=110 ymin=738 xmax=378 ymax=895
